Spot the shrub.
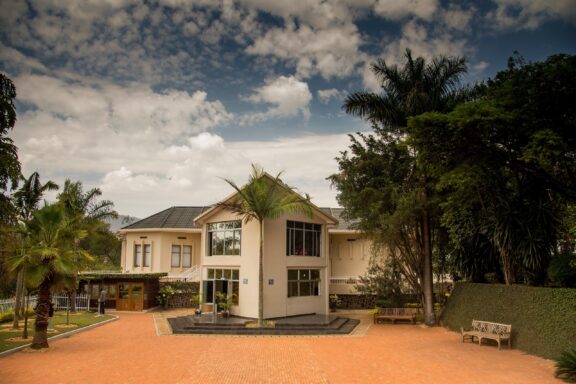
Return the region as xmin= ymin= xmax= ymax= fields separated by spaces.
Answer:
xmin=555 ymin=347 xmax=576 ymax=383
xmin=0 ymin=307 xmax=35 ymax=323
xmin=441 ymin=283 xmax=576 ymax=359
xmin=156 ymin=285 xmax=175 ymax=307
xmin=548 ymin=252 xmax=576 ymax=287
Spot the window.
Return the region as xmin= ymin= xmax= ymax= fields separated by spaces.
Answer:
xmin=90 ymin=284 xmax=117 ymax=299
xmin=208 ymin=221 xmax=241 ymax=256
xmin=134 ymin=244 xmax=142 ymax=267
xmin=286 ymin=221 xmax=321 ymax=256
xmin=171 ymin=245 xmax=193 ymax=268
xmin=287 ymin=269 xmax=320 ymax=297
xmin=182 ymin=245 xmax=192 ymax=268
xmin=203 ymin=268 xmax=240 ymax=304
xmin=143 ymin=244 xmax=151 ymax=267
xmin=171 ymin=245 xmax=181 ymax=267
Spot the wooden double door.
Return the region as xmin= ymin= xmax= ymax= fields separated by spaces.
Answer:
xmin=116 ymin=283 xmax=144 ymax=311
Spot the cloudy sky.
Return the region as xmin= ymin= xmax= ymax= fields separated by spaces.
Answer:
xmin=1 ymin=0 xmax=575 ymax=218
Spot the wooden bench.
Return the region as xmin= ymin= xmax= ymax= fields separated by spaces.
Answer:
xmin=373 ymin=308 xmax=417 ymax=324
xmin=461 ymin=320 xmax=512 ymax=350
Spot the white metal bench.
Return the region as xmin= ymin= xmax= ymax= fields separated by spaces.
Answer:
xmin=461 ymin=320 xmax=512 ymax=350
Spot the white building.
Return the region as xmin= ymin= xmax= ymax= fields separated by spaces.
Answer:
xmin=118 ymin=175 xmax=383 ymax=317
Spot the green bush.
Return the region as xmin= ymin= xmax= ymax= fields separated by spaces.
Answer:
xmin=440 ymin=283 xmax=576 ymax=359
xmin=556 ymin=347 xmax=576 ymax=383
xmin=548 ymin=252 xmax=576 ymax=287
xmin=0 ymin=307 xmax=35 ymax=323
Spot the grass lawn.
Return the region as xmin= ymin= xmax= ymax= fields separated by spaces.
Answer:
xmin=0 ymin=311 xmax=114 ymax=353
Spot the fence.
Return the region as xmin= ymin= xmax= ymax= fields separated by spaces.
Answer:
xmin=0 ymin=293 xmax=91 ymax=313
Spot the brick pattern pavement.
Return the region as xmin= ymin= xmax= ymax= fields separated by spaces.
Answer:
xmin=0 ymin=311 xmax=561 ymax=384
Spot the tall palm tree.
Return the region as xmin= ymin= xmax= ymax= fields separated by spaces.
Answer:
xmin=217 ymin=165 xmax=313 ymax=327
xmin=57 ymin=179 xmax=117 ymax=223
xmin=8 ymin=204 xmax=91 ymax=349
xmin=343 ymin=49 xmax=471 ymax=326
xmin=57 ymin=180 xmax=117 ymax=311
xmin=10 ymin=172 xmax=58 ymax=329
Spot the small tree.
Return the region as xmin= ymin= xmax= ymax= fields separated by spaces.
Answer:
xmin=356 ymin=254 xmax=405 ymax=308
xmin=8 ymin=204 xmax=91 ymax=349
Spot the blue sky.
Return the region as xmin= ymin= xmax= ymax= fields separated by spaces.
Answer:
xmin=1 ymin=0 xmax=575 ymax=217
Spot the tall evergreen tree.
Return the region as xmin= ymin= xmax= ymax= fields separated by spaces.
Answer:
xmin=409 ymin=54 xmax=576 ymax=285
xmin=332 ymin=49 xmax=473 ymax=325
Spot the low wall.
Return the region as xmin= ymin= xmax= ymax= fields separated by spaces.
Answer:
xmin=337 ymin=294 xmax=376 ymax=309
xmin=161 ymin=282 xmax=200 ymax=309
xmin=440 ymin=282 xmax=576 ymax=359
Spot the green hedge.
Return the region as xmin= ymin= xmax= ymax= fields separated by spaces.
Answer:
xmin=440 ymin=283 xmax=576 ymax=359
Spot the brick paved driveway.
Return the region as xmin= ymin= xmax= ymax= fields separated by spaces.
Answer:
xmin=0 ymin=311 xmax=560 ymax=384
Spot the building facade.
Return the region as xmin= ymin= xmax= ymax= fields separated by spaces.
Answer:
xmin=118 ymin=179 xmax=383 ymax=316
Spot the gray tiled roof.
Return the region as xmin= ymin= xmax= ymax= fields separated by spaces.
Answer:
xmin=122 ymin=206 xmax=355 ymax=231
xmin=121 ymin=206 xmax=211 ymax=230
xmin=319 ymin=208 xmax=356 ymax=230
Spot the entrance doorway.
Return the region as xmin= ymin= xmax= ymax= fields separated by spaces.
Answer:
xmin=116 ymin=283 xmax=144 ymax=311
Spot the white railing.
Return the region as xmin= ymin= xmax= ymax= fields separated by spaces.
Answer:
xmin=0 ymin=293 xmax=90 ymax=313
xmin=0 ymin=296 xmax=38 ymax=313
xmin=329 ymin=276 xmax=362 ymax=285
xmin=164 ymin=264 xmax=201 ymax=282
xmin=52 ymin=293 xmax=90 ymax=311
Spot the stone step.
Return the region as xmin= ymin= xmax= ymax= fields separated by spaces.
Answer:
xmin=168 ymin=316 xmax=360 ymax=335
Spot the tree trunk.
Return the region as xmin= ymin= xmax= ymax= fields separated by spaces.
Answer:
xmin=31 ymin=278 xmax=52 ymax=350
xmin=258 ymin=220 xmax=264 ymax=327
xmin=500 ymin=248 xmax=514 ymax=285
xmin=11 ymin=268 xmax=24 ymax=329
xmin=23 ymin=290 xmax=30 ymax=339
xmin=421 ymin=181 xmax=436 ymax=326
xmin=70 ymin=288 xmax=77 ymax=313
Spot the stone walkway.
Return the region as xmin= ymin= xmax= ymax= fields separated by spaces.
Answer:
xmin=0 ymin=311 xmax=560 ymax=383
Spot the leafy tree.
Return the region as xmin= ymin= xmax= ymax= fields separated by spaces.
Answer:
xmin=409 ymin=54 xmax=576 ymax=285
xmin=0 ymin=73 xmax=20 ymax=225
xmin=332 ymin=49 xmax=473 ymax=325
xmin=8 ymin=204 xmax=91 ymax=349
xmin=57 ymin=179 xmax=117 ymax=224
xmin=78 ymin=229 xmax=121 ymax=269
xmin=356 ymin=253 xmax=405 ymax=308
xmin=11 ymin=172 xmax=58 ymax=329
xmin=217 ymin=164 xmax=313 ymax=327
xmin=57 ymin=180 xmax=118 ymax=310
xmin=0 ymin=73 xmax=21 ymax=298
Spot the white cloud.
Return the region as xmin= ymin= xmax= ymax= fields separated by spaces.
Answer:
xmin=98 ymin=133 xmax=349 ymax=217
xmin=487 ymin=0 xmax=576 ymax=30
xmin=373 ymin=0 xmax=438 ymax=21
xmin=0 ymin=45 xmax=49 ymax=73
xmin=440 ymin=5 xmax=475 ymax=31
xmin=247 ymin=21 xmax=364 ymax=79
xmin=10 ymin=71 xmax=347 ymax=217
xmin=317 ymin=88 xmax=346 ymax=104
xmin=243 ymin=76 xmax=312 ymax=123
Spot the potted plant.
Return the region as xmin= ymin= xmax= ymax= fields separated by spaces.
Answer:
xmin=329 ymin=294 xmax=341 ymax=312
xmin=191 ymin=294 xmax=202 ymax=316
xmin=215 ymin=292 xmax=235 ymax=318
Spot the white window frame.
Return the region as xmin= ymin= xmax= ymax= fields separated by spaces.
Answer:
xmin=207 ymin=221 xmax=241 ymax=256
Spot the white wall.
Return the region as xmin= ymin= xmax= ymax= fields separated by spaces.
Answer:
xmin=121 ymin=231 xmax=201 ymax=273
xmin=199 ymin=209 xmax=330 ymax=319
